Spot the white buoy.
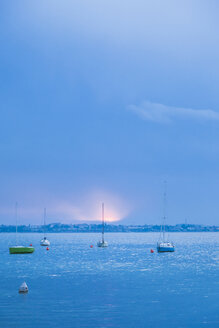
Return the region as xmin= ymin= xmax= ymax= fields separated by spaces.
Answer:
xmin=19 ymin=282 xmax=28 ymax=293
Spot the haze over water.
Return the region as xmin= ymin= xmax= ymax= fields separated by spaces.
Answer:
xmin=0 ymin=232 xmax=218 ymax=328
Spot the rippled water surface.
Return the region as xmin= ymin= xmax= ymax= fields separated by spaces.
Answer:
xmin=0 ymin=232 xmax=219 ymax=328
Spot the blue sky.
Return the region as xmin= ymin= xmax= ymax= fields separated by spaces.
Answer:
xmin=1 ymin=0 xmax=219 ymax=225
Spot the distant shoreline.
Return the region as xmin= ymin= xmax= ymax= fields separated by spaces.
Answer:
xmin=1 ymin=223 xmax=218 ymax=233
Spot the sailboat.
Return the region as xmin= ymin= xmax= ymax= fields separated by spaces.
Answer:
xmin=97 ymin=203 xmax=108 ymax=247
xmin=40 ymin=208 xmax=50 ymax=246
xmin=9 ymin=203 xmax=35 ymax=254
xmin=157 ymin=182 xmax=175 ymax=253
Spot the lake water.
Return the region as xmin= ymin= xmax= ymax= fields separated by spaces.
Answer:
xmin=0 ymin=232 xmax=219 ymax=328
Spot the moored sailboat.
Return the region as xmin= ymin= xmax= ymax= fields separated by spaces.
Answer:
xmin=40 ymin=208 xmax=50 ymax=246
xmin=9 ymin=203 xmax=35 ymax=254
xmin=157 ymin=182 xmax=175 ymax=253
xmin=97 ymin=203 xmax=108 ymax=247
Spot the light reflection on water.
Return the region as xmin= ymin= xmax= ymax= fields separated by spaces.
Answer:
xmin=0 ymin=232 xmax=219 ymax=328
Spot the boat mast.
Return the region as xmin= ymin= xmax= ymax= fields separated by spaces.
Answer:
xmin=163 ymin=181 xmax=167 ymax=241
xmin=15 ymin=202 xmax=18 ymax=246
xmin=44 ymin=208 xmax=46 ymax=238
xmin=102 ymin=203 xmax=104 ymax=243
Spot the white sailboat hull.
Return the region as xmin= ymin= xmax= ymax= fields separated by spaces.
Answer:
xmin=40 ymin=239 xmax=50 ymax=246
xmin=157 ymin=242 xmax=174 ymax=252
xmin=97 ymin=241 xmax=108 ymax=247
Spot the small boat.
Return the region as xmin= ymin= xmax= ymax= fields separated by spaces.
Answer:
xmin=10 ymin=246 xmax=34 ymax=254
xmin=157 ymin=241 xmax=174 ymax=252
xmin=97 ymin=240 xmax=108 ymax=247
xmin=157 ymin=182 xmax=175 ymax=253
xmin=40 ymin=237 xmax=50 ymax=246
xmin=40 ymin=208 xmax=50 ymax=246
xmin=97 ymin=203 xmax=108 ymax=247
xmin=19 ymin=282 xmax=28 ymax=293
xmin=9 ymin=203 xmax=35 ymax=254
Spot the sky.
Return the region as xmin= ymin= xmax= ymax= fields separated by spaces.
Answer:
xmin=1 ymin=0 xmax=219 ymax=225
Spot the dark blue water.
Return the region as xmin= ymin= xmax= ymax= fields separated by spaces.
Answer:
xmin=0 ymin=233 xmax=218 ymax=328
